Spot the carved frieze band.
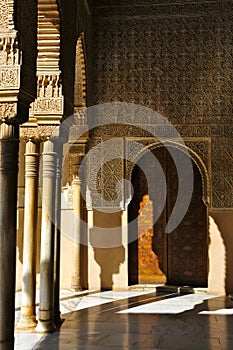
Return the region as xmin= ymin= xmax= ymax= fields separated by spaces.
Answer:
xmin=20 ymin=125 xmax=58 ymax=141
xmin=33 ymin=98 xmax=63 ymax=115
xmin=94 ymin=1 xmax=233 ymax=19
xmin=87 ymin=124 xmax=233 ymax=139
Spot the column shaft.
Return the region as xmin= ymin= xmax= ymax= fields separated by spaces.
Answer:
xmin=71 ymin=175 xmax=82 ymax=291
xmin=17 ymin=140 xmax=40 ymax=328
xmin=36 ymin=140 xmax=57 ymax=333
xmin=53 ymin=143 xmax=62 ymax=327
xmin=0 ymin=122 xmax=19 ymax=350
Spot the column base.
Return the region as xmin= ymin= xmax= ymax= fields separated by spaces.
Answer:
xmin=16 ymin=315 xmax=37 ymax=329
xmin=53 ymin=310 xmax=64 ymax=329
xmin=71 ymin=275 xmax=82 ymax=292
xmin=35 ymin=320 xmax=57 ymax=333
xmin=71 ymin=286 xmax=82 ymax=292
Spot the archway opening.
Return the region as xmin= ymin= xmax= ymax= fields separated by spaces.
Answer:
xmin=128 ymin=146 xmax=208 ymax=287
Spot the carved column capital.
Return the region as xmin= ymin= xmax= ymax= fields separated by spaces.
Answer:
xmin=24 ymin=140 xmax=40 ymax=179
xmin=42 ymin=140 xmax=57 ymax=179
xmin=0 ymin=120 xmax=19 ymax=173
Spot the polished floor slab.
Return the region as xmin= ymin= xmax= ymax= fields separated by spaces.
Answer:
xmin=15 ymin=290 xmax=233 ymax=350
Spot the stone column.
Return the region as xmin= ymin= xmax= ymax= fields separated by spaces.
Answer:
xmin=36 ymin=140 xmax=57 ymax=333
xmin=53 ymin=141 xmax=63 ymax=327
xmin=0 ymin=121 xmax=19 ymax=350
xmin=17 ymin=140 xmax=40 ymax=329
xmin=71 ymin=170 xmax=82 ymax=291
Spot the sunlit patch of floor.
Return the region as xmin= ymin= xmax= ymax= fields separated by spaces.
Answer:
xmin=118 ymin=293 xmax=217 ymax=314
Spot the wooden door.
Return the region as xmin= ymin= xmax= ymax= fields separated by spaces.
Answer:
xmin=128 ymin=146 xmax=208 ymax=287
xmin=166 ymin=148 xmax=208 ymax=286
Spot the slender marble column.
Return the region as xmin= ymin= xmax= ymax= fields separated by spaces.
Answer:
xmin=36 ymin=140 xmax=57 ymax=333
xmin=16 ymin=140 xmax=40 ymax=329
xmin=71 ymin=172 xmax=82 ymax=291
xmin=0 ymin=121 xmax=19 ymax=350
xmin=53 ymin=141 xmax=63 ymax=327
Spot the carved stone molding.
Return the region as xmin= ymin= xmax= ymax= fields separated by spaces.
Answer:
xmin=0 ymin=102 xmax=17 ymax=118
xmin=0 ymin=0 xmax=14 ymax=30
xmin=33 ymin=98 xmax=63 ymax=115
xmin=0 ymin=32 xmax=21 ymax=120
xmin=29 ymin=71 xmax=64 ymax=124
xmin=212 ymin=137 xmax=233 ymax=208
xmin=74 ymin=35 xmax=87 ymax=109
xmin=0 ymin=67 xmax=20 ymax=89
xmin=94 ymin=1 xmax=233 ymax=19
xmin=20 ymin=125 xmax=59 ymax=141
xmin=37 ymin=0 xmax=61 ymax=69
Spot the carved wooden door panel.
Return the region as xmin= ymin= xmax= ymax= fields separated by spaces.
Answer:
xmin=166 ymin=149 xmax=208 ymax=286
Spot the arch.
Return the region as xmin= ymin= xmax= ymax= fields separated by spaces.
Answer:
xmin=74 ymin=33 xmax=87 ymax=109
xmin=128 ymin=143 xmax=209 ymax=286
xmin=127 ymin=140 xmax=210 ymax=207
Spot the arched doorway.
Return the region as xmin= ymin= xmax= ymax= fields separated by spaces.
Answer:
xmin=128 ymin=146 xmax=208 ymax=287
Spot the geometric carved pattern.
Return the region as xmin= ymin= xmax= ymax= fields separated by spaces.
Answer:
xmin=0 ymin=102 xmax=17 ymax=118
xmin=74 ymin=34 xmax=87 ymax=109
xmin=0 ymin=0 xmax=9 ymax=29
xmin=212 ymin=138 xmax=233 ymax=208
xmin=0 ymin=1 xmax=21 ymax=121
xmin=0 ymin=67 xmax=20 ymax=88
xmin=94 ymin=6 xmax=233 ymax=126
xmin=92 ymin=0 xmax=233 ymax=208
xmin=87 ymin=137 xmax=124 ymax=208
xmin=0 ymin=0 xmax=15 ymax=35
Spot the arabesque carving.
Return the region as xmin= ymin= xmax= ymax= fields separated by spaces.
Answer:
xmin=30 ymin=72 xmax=63 ymax=123
xmin=0 ymin=0 xmax=14 ymax=29
xmin=0 ymin=102 xmax=16 ymax=118
xmin=0 ymin=33 xmax=20 ymax=120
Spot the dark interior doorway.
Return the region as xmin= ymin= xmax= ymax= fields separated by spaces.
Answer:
xmin=128 ymin=146 xmax=208 ymax=287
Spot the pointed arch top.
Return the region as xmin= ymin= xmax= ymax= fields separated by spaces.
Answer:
xmin=129 ymin=140 xmax=210 ymax=207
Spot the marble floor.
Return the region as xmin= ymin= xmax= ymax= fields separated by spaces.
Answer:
xmin=14 ymin=288 xmax=233 ymax=350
